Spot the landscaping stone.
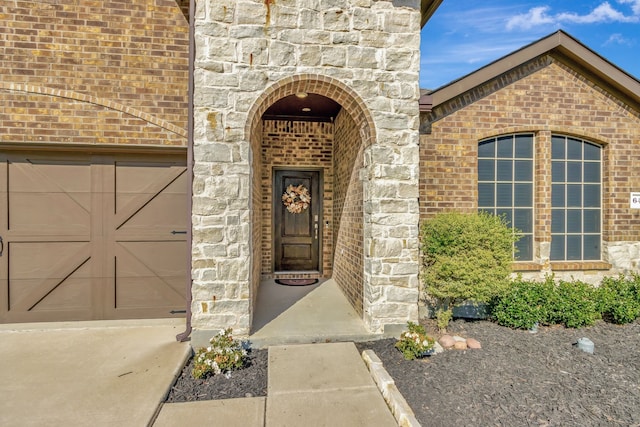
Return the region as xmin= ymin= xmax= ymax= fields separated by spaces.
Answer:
xmin=466 ymin=338 xmax=482 ymax=349
xmin=438 ymin=334 xmax=455 ymax=348
xmin=453 ymin=341 xmax=468 ymax=350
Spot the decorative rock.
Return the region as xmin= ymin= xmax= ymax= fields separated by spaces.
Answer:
xmin=452 ymin=335 xmax=466 ymax=342
xmin=438 ymin=335 xmax=455 ymax=348
xmin=576 ymin=337 xmax=594 ymax=354
xmin=453 ymin=341 xmax=468 ymax=350
xmin=466 ymin=338 xmax=482 ymax=349
xmin=431 ymin=342 xmax=445 ymax=355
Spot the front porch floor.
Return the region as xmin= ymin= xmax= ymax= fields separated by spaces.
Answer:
xmin=249 ymin=278 xmax=383 ymax=348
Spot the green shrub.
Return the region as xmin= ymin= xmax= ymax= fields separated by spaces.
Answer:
xmin=192 ymin=328 xmax=248 ymax=379
xmin=491 ymin=274 xmax=640 ymax=330
xmin=549 ymin=279 xmax=600 ymax=328
xmin=420 ymin=211 xmax=518 ymax=329
xmin=597 ymin=274 xmax=640 ymax=324
xmin=395 ymin=322 xmax=435 ymax=360
xmin=490 ymin=277 xmax=554 ymax=329
xmin=435 ymin=308 xmax=453 ymax=331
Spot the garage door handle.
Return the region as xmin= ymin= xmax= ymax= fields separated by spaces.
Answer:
xmin=171 ymin=230 xmax=187 ymax=235
xmin=0 ymin=236 xmax=3 ymax=257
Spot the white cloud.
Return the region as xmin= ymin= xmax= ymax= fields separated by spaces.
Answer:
xmin=421 ymin=36 xmax=535 ymax=78
xmin=618 ymin=0 xmax=640 ymax=15
xmin=506 ymin=2 xmax=640 ymax=31
xmin=556 ymin=2 xmax=638 ymax=24
xmin=506 ymin=6 xmax=556 ymax=30
xmin=604 ymin=33 xmax=635 ymax=46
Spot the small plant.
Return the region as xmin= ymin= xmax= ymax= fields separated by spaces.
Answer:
xmin=597 ymin=274 xmax=640 ymax=324
xmin=192 ymin=328 xmax=248 ymax=379
xmin=395 ymin=322 xmax=435 ymax=360
xmin=436 ymin=308 xmax=453 ymax=331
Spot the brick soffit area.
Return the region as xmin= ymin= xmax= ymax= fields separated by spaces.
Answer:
xmin=419 ymin=30 xmax=640 ymax=113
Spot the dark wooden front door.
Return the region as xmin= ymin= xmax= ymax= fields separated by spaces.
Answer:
xmin=274 ymin=169 xmax=322 ymax=272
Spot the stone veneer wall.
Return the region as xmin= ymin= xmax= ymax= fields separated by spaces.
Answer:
xmin=420 ymin=56 xmax=640 ymax=285
xmin=1 ymin=0 xmax=189 ymax=147
xmin=261 ymin=120 xmax=334 ymax=278
xmin=192 ymin=0 xmax=422 ymax=337
xmin=333 ymin=109 xmax=365 ymax=314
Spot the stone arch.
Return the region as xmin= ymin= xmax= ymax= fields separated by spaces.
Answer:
xmin=245 ymin=74 xmax=376 ymax=321
xmin=245 ymin=74 xmax=376 ymax=147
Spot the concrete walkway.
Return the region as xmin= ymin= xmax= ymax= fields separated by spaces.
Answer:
xmin=249 ymin=278 xmax=385 ymax=348
xmin=0 ymin=319 xmax=189 ymax=427
xmin=155 ymin=342 xmax=398 ymax=427
xmin=0 ymin=320 xmax=408 ymax=427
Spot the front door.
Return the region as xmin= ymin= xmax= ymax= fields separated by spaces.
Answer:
xmin=273 ymin=169 xmax=322 ymax=272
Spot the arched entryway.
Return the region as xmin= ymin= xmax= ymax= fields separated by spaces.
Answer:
xmin=245 ymin=74 xmax=376 ymax=330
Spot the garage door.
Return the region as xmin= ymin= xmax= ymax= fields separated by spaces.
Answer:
xmin=0 ymin=151 xmax=188 ymax=323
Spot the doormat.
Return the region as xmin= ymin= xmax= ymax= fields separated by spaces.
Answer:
xmin=275 ymin=278 xmax=319 ymax=286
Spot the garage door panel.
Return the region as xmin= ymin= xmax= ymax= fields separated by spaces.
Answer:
xmin=0 ymin=158 xmax=6 ymax=318
xmin=114 ymin=162 xmax=187 ymax=231
xmin=8 ymin=160 xmax=91 ymax=235
xmin=28 ymin=261 xmax=92 ymax=312
xmin=0 ymin=152 xmax=187 ymax=323
xmin=9 ymin=194 xmax=90 ymax=236
xmin=115 ymin=172 xmax=188 ymax=233
xmin=113 ymin=241 xmax=185 ymax=310
xmin=7 ymin=242 xmax=92 ymax=315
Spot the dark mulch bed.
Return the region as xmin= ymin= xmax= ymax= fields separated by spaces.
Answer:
xmin=165 ymin=348 xmax=268 ymax=402
xmin=357 ymin=319 xmax=640 ymax=426
xmin=166 ymin=320 xmax=640 ymax=426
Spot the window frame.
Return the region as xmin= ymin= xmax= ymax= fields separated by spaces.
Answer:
xmin=477 ymin=133 xmax=535 ymax=261
xmin=550 ymin=135 xmax=602 ymax=261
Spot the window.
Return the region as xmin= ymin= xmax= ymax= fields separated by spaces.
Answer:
xmin=478 ymin=134 xmax=534 ymax=261
xmin=550 ymin=135 xmax=602 ymax=261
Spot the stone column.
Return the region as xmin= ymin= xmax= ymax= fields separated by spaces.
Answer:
xmin=191 ymin=0 xmax=423 ymax=341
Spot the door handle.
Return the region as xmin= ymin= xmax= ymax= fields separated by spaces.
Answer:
xmin=0 ymin=236 xmax=3 ymax=257
xmin=314 ymin=223 xmax=318 ymax=240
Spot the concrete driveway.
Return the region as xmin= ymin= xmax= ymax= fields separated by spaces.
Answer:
xmin=0 ymin=319 xmax=189 ymax=427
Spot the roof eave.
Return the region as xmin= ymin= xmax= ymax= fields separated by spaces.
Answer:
xmin=421 ymin=0 xmax=443 ymax=28
xmin=420 ymin=30 xmax=640 ymax=112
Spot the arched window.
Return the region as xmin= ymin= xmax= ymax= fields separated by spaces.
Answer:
xmin=478 ymin=134 xmax=534 ymax=260
xmin=550 ymin=135 xmax=602 ymax=261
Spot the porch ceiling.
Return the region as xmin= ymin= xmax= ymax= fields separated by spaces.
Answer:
xmin=262 ymin=93 xmax=342 ymax=122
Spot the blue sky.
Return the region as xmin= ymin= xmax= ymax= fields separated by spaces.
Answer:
xmin=420 ymin=0 xmax=640 ymax=89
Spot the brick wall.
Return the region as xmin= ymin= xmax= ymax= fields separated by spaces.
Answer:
xmin=251 ymin=119 xmax=263 ymax=309
xmin=1 ymin=0 xmax=189 ymax=146
xmin=333 ymin=109 xmax=365 ymax=314
xmin=260 ymin=120 xmax=334 ymax=277
xmin=420 ymin=56 xmax=640 ymax=277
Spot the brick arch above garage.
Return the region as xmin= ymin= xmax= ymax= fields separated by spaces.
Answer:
xmin=0 ymin=83 xmax=187 ymax=147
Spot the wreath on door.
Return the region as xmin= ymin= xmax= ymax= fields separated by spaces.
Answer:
xmin=282 ymin=184 xmax=311 ymax=214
